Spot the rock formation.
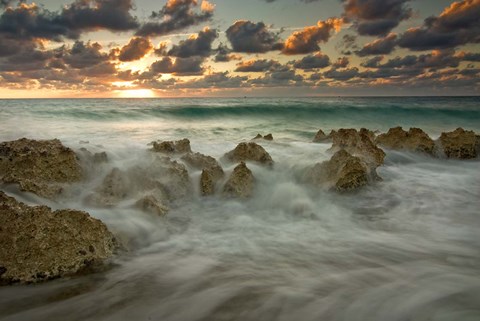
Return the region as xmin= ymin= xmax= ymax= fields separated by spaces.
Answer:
xmin=135 ymin=195 xmax=168 ymax=216
xmin=253 ymin=133 xmax=273 ymax=141
xmin=376 ymin=127 xmax=435 ymax=155
xmin=312 ymin=129 xmax=328 ymax=143
xmin=439 ymin=128 xmax=478 ymax=159
xmin=224 ymin=142 xmax=274 ymax=166
xmin=151 ymin=138 xmax=191 ymax=154
xmin=306 ymin=150 xmax=375 ymax=192
xmin=0 ymin=192 xmax=117 ymax=285
xmin=0 ymin=138 xmax=83 ymax=199
xmin=222 ymin=162 xmax=255 ymax=198
xmin=181 ymin=152 xmax=224 ymax=196
xmin=200 ymin=169 xmax=215 ymax=196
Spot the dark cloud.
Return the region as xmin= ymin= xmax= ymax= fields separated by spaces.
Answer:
xmin=63 ymin=41 xmax=111 ymax=69
xmin=136 ymin=0 xmax=214 ymax=37
xmin=118 ymin=37 xmax=153 ymax=62
xmin=398 ymin=0 xmax=480 ymax=51
xmin=148 ymin=56 xmax=205 ymax=76
xmin=167 ymin=27 xmax=218 ymax=57
xmin=336 ymin=34 xmax=358 ymax=55
xmin=292 ymin=52 xmax=331 ymax=69
xmin=379 ymin=50 xmax=460 ymax=70
xmin=323 ymin=67 xmax=359 ymax=80
xmin=282 ymin=18 xmax=342 ymax=55
xmin=213 ymin=43 xmax=242 ymax=62
xmin=342 ymin=0 xmax=412 ymax=36
xmin=235 ymin=59 xmax=281 ymax=72
xmin=355 ymin=33 xmax=397 ymax=56
xmin=226 ymin=20 xmax=283 ymax=53
xmin=456 ymin=51 xmax=480 ymax=61
xmin=333 ymin=56 xmax=350 ymax=68
xmin=360 ymin=55 xmax=384 ymax=68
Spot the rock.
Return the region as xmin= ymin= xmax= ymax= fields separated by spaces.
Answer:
xmin=224 ymin=142 xmax=274 ymax=166
xmin=200 ymin=169 xmax=215 ymax=196
xmin=0 ymin=192 xmax=117 ymax=285
xmin=181 ymin=152 xmax=224 ymax=180
xmin=313 ymin=129 xmax=328 ymax=143
xmin=151 ymin=138 xmax=191 ymax=154
xmin=439 ymin=128 xmax=478 ymax=159
xmin=78 ymin=148 xmax=108 ymax=164
xmin=263 ymin=134 xmax=273 ymax=141
xmin=0 ymin=138 xmax=83 ymax=199
xmin=253 ymin=134 xmax=263 ymax=140
xmin=222 ymin=162 xmax=255 ymax=198
xmin=87 ymin=168 xmax=130 ymax=207
xmin=135 ymin=195 xmax=168 ymax=216
xmin=360 ymin=128 xmax=376 ymax=142
xmin=306 ymin=150 xmax=372 ymax=192
xmin=329 ymin=128 xmax=385 ymax=167
xmin=376 ymin=127 xmax=435 ymax=155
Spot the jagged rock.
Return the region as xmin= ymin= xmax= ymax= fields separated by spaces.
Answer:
xmin=87 ymin=168 xmax=130 ymax=207
xmin=360 ymin=128 xmax=376 ymax=142
xmin=0 ymin=138 xmax=83 ymax=199
xmin=329 ymin=128 xmax=385 ymax=167
xmin=224 ymin=142 xmax=274 ymax=166
xmin=376 ymin=127 xmax=435 ymax=155
xmin=306 ymin=150 xmax=374 ymax=192
xmin=263 ymin=134 xmax=273 ymax=141
xmin=253 ymin=134 xmax=263 ymax=140
xmin=78 ymin=148 xmax=108 ymax=164
xmin=439 ymin=128 xmax=478 ymax=159
xmin=200 ymin=169 xmax=215 ymax=196
xmin=0 ymin=192 xmax=117 ymax=285
xmin=135 ymin=195 xmax=168 ymax=216
xmin=222 ymin=162 xmax=255 ymax=198
xmin=151 ymin=138 xmax=191 ymax=154
xmin=313 ymin=129 xmax=328 ymax=143
xmin=181 ymin=152 xmax=224 ymax=180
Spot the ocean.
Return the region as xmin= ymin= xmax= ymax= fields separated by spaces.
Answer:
xmin=1 ymin=97 xmax=480 ymax=321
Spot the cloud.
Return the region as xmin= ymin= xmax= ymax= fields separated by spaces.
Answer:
xmin=398 ymin=0 xmax=480 ymax=51
xmin=62 ymin=41 xmax=111 ymax=69
xmin=323 ymin=67 xmax=359 ymax=80
xmin=333 ymin=56 xmax=350 ymax=68
xmin=292 ymin=52 xmax=331 ymax=69
xmin=213 ymin=43 xmax=242 ymax=62
xmin=167 ymin=27 xmax=218 ymax=57
xmin=136 ymin=0 xmax=214 ymax=37
xmin=148 ymin=56 xmax=205 ymax=76
xmin=342 ymin=0 xmax=412 ymax=36
xmin=355 ymin=33 xmax=397 ymax=56
xmin=235 ymin=59 xmax=281 ymax=72
xmin=360 ymin=55 xmax=384 ymax=68
xmin=282 ymin=18 xmax=342 ymax=55
xmin=118 ymin=37 xmax=153 ymax=62
xmin=226 ymin=20 xmax=283 ymax=53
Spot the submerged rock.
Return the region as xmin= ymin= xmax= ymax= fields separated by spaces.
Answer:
xmin=376 ymin=127 xmax=435 ymax=155
xmin=135 ymin=195 xmax=168 ymax=216
xmin=329 ymin=128 xmax=385 ymax=167
xmin=151 ymin=138 xmax=191 ymax=154
xmin=222 ymin=162 xmax=255 ymax=198
xmin=181 ymin=152 xmax=224 ymax=196
xmin=0 ymin=138 xmax=83 ymax=199
xmin=0 ymin=192 xmax=117 ymax=285
xmin=224 ymin=142 xmax=274 ymax=166
xmin=312 ymin=129 xmax=328 ymax=143
xmin=78 ymin=148 xmax=108 ymax=164
xmin=439 ymin=128 xmax=478 ymax=159
xmin=253 ymin=133 xmax=273 ymax=141
xmin=306 ymin=150 xmax=374 ymax=192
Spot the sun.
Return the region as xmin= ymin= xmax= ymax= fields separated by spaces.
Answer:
xmin=117 ymin=89 xmax=157 ymax=98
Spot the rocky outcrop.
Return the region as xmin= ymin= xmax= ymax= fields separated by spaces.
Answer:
xmin=224 ymin=142 xmax=274 ymax=166
xmin=135 ymin=195 xmax=168 ymax=216
xmin=222 ymin=162 xmax=255 ymax=198
xmin=87 ymin=157 xmax=191 ymax=207
xmin=181 ymin=152 xmax=224 ymax=196
xmin=312 ymin=129 xmax=329 ymax=143
xmin=306 ymin=150 xmax=375 ymax=192
xmin=253 ymin=133 xmax=273 ymax=141
xmin=376 ymin=127 xmax=435 ymax=155
xmin=151 ymin=138 xmax=191 ymax=154
xmin=200 ymin=169 xmax=215 ymax=196
xmin=78 ymin=148 xmax=108 ymax=164
xmin=0 ymin=138 xmax=83 ymax=199
xmin=329 ymin=128 xmax=385 ymax=167
xmin=0 ymin=192 xmax=117 ymax=285
xmin=439 ymin=128 xmax=478 ymax=159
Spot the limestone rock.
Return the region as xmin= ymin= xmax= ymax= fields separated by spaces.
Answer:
xmin=253 ymin=134 xmax=263 ymax=140
xmin=151 ymin=138 xmax=191 ymax=154
xmin=222 ymin=162 xmax=255 ymax=198
xmin=224 ymin=142 xmax=274 ymax=166
xmin=135 ymin=195 xmax=168 ymax=216
xmin=0 ymin=138 xmax=83 ymax=199
xmin=313 ymin=129 xmax=328 ymax=143
xmin=253 ymin=133 xmax=273 ymax=141
xmin=200 ymin=169 xmax=215 ymax=196
xmin=439 ymin=128 xmax=478 ymax=159
xmin=329 ymin=128 xmax=385 ymax=167
xmin=376 ymin=127 xmax=435 ymax=155
xmin=181 ymin=152 xmax=224 ymax=180
xmin=78 ymin=148 xmax=108 ymax=164
xmin=87 ymin=168 xmax=130 ymax=207
xmin=0 ymin=192 xmax=117 ymax=285
xmin=306 ymin=150 xmax=372 ymax=192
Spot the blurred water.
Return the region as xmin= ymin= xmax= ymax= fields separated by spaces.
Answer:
xmin=0 ymin=97 xmax=479 ymax=321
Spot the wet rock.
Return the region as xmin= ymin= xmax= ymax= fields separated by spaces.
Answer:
xmin=376 ymin=127 xmax=435 ymax=155
xmin=306 ymin=150 xmax=373 ymax=192
xmin=181 ymin=152 xmax=224 ymax=180
xmin=78 ymin=148 xmax=108 ymax=164
xmin=253 ymin=134 xmax=263 ymax=140
xmin=312 ymin=129 xmax=328 ymax=143
xmin=329 ymin=128 xmax=385 ymax=167
xmin=253 ymin=133 xmax=273 ymax=141
xmin=224 ymin=142 xmax=274 ymax=166
xmin=439 ymin=128 xmax=478 ymax=159
xmin=87 ymin=168 xmax=130 ymax=207
xmin=200 ymin=169 xmax=215 ymax=196
xmin=0 ymin=192 xmax=117 ymax=285
xmin=222 ymin=162 xmax=255 ymax=198
xmin=0 ymin=138 xmax=83 ymax=199
xmin=135 ymin=195 xmax=168 ymax=216
xmin=151 ymin=138 xmax=191 ymax=154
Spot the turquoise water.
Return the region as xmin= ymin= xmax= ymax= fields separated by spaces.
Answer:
xmin=0 ymin=97 xmax=479 ymax=321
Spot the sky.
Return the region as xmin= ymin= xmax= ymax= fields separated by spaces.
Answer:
xmin=0 ymin=0 xmax=479 ymax=98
